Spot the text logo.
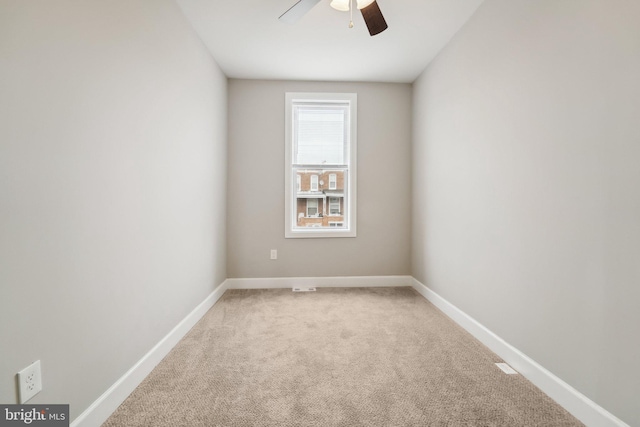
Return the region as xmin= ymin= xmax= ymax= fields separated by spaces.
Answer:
xmin=0 ymin=405 xmax=69 ymax=426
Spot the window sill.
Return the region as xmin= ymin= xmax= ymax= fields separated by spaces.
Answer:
xmin=286 ymin=227 xmax=356 ymax=239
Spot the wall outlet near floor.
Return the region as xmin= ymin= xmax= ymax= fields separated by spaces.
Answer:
xmin=18 ymin=360 xmax=43 ymax=403
xmin=270 ymin=249 xmax=277 ymax=260
xmin=293 ymin=287 xmax=316 ymax=292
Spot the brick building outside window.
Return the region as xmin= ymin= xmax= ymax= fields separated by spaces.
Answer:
xmin=295 ymin=169 xmax=345 ymax=228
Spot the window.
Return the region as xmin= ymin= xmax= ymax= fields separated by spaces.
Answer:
xmin=329 ymin=197 xmax=340 ymax=215
xmin=306 ymin=198 xmax=318 ymax=216
xmin=329 ymin=174 xmax=337 ymax=190
xmin=285 ymin=92 xmax=357 ymax=238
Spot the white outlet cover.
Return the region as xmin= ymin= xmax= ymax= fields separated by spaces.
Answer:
xmin=18 ymin=360 xmax=43 ymax=403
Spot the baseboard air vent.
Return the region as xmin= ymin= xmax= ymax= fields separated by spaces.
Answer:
xmin=293 ymin=287 xmax=316 ymax=292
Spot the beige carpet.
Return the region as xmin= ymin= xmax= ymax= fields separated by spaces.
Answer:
xmin=102 ymin=287 xmax=583 ymax=426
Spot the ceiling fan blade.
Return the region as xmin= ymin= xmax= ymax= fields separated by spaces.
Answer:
xmin=279 ymin=0 xmax=321 ymax=24
xmin=360 ymin=0 xmax=388 ymax=36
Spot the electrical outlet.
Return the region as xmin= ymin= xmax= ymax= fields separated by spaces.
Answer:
xmin=270 ymin=249 xmax=277 ymax=260
xmin=18 ymin=360 xmax=42 ymax=403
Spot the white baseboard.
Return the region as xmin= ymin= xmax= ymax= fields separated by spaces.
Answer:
xmin=70 ymin=280 xmax=230 ymax=427
xmin=410 ymin=278 xmax=628 ymax=427
xmin=226 ymin=275 xmax=413 ymax=289
xmin=71 ymin=276 xmax=626 ymax=427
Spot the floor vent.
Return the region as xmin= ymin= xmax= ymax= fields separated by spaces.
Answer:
xmin=495 ymin=362 xmax=518 ymax=375
xmin=292 ymin=287 xmax=316 ymax=292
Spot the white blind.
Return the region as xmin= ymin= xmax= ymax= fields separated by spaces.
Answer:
xmin=293 ymin=103 xmax=348 ymax=165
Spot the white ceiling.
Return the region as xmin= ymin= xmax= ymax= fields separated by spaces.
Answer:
xmin=176 ymin=0 xmax=484 ymax=83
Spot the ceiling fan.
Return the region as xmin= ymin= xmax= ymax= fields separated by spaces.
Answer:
xmin=279 ymin=0 xmax=388 ymax=36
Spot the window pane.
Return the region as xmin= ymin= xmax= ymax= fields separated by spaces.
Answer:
xmin=306 ymin=199 xmax=318 ymax=216
xmin=294 ymin=106 xmax=347 ymax=165
xmin=329 ymin=197 xmax=340 ymax=215
xmin=293 ymin=167 xmax=347 ymax=230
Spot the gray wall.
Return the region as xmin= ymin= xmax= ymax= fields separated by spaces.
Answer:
xmin=0 ymin=0 xmax=227 ymax=421
xmin=411 ymin=0 xmax=640 ymax=425
xmin=228 ymin=80 xmax=412 ymax=278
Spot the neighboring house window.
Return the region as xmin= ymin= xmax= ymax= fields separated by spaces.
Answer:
xmin=306 ymin=198 xmax=318 ymax=217
xmin=285 ymin=92 xmax=357 ymax=238
xmin=329 ymin=197 xmax=340 ymax=215
xmin=329 ymin=174 xmax=337 ymax=190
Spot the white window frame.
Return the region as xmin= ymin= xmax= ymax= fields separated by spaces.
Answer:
xmin=310 ymin=175 xmax=319 ymax=192
xmin=285 ymin=92 xmax=357 ymax=238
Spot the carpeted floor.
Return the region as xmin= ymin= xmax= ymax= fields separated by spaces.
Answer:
xmin=102 ymin=287 xmax=583 ymax=426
